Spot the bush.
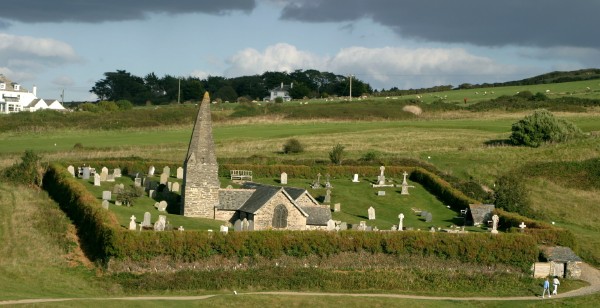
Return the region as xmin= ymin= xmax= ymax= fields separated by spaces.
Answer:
xmin=1 ymin=150 xmax=45 ymax=187
xmin=116 ymin=100 xmax=133 ymax=110
xmin=282 ymin=138 xmax=304 ymax=154
xmin=360 ymin=150 xmax=380 ymax=162
xmin=510 ymin=109 xmax=583 ymax=147
xmin=493 ymin=174 xmax=532 ymax=217
xmin=329 ymin=144 xmax=345 ymax=165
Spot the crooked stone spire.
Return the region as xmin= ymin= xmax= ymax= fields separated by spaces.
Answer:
xmin=181 ymin=92 xmax=220 ymax=217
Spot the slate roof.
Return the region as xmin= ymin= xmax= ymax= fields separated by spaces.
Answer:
xmin=237 ymin=185 xmax=282 ymax=214
xmin=543 ymin=246 xmax=583 ymax=262
xmin=283 ymin=187 xmax=306 ymax=200
xmin=0 ymin=74 xmax=27 ymax=92
xmin=301 ymin=206 xmax=332 ymax=226
xmin=218 ymin=189 xmax=255 ymax=210
xmin=468 ymin=204 xmax=495 ymax=225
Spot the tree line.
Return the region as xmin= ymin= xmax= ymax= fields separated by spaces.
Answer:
xmin=90 ymin=69 xmax=373 ymax=105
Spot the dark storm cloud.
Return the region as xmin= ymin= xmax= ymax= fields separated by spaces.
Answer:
xmin=0 ymin=0 xmax=255 ymax=24
xmin=279 ymin=0 xmax=600 ymax=48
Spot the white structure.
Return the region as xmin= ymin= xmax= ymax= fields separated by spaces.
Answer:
xmin=0 ymin=74 xmax=65 ymax=114
xmin=265 ymin=82 xmax=293 ymax=102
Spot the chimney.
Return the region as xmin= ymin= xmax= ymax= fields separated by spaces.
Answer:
xmin=33 ymin=85 xmax=37 ymax=97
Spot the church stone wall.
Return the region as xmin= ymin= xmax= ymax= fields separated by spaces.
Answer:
xmin=253 ymin=191 xmax=306 ymax=230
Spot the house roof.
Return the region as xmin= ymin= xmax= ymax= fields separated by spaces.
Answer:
xmin=26 ymin=99 xmax=46 ymax=108
xmin=300 ymin=206 xmax=332 ymax=226
xmin=468 ymin=204 xmax=495 ymax=224
xmin=542 ymin=246 xmax=582 ymax=262
xmin=218 ymin=189 xmax=255 ymax=211
xmin=283 ymin=187 xmax=306 ymax=200
xmin=0 ymin=74 xmax=27 ymax=93
xmin=238 ymin=183 xmax=308 ymax=216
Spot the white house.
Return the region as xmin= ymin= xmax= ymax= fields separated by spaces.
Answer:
xmin=0 ymin=74 xmax=65 ymax=114
xmin=265 ymin=82 xmax=293 ymax=102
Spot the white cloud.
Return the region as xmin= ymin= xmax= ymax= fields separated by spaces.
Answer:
xmin=223 ymin=43 xmax=521 ymax=89
xmin=52 ymin=75 xmax=75 ymax=87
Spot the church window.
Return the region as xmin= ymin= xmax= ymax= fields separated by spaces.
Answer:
xmin=272 ymin=204 xmax=288 ymax=228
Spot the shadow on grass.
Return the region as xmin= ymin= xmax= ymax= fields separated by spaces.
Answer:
xmin=484 ymin=139 xmax=513 ymax=147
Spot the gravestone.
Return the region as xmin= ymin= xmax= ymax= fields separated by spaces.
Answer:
xmin=391 ymin=225 xmax=397 ymax=231
xmin=234 ymin=219 xmax=242 ymax=231
xmin=167 ymin=182 xmax=173 ymax=191
xmin=400 ymin=171 xmax=415 ymax=195
xmin=324 ymin=188 xmax=331 ymax=203
xmin=248 ymin=220 xmax=254 ymax=231
xmin=148 ymin=166 xmax=155 ymax=176
xmin=311 ymin=173 xmax=322 ymax=189
xmin=82 ymin=167 xmax=91 ymax=179
xmin=368 ymin=206 xmax=376 ymax=220
xmin=171 ymin=182 xmax=180 ymax=193
xmin=134 ymin=177 xmax=142 ymax=187
xmin=339 ymin=222 xmax=348 ymax=230
xmin=491 ymin=214 xmax=499 ymax=234
xmin=176 ymin=167 xmax=184 ymax=179
xmin=327 ymin=219 xmax=336 ymax=231
xmin=154 ymin=215 xmax=166 ymax=231
xmin=93 ymin=173 xmax=101 ymax=186
xmin=242 ymin=218 xmax=249 ymax=231
xmin=377 ymin=191 xmax=385 ymax=196
xmin=115 ymin=200 xmax=122 ymax=206
xmin=100 ymin=167 xmax=109 ymax=181
xmin=425 ymin=212 xmax=433 ymax=223
xmin=102 ymin=191 xmax=112 ymax=201
xmin=106 ymin=174 xmax=115 ymax=182
xmin=398 ymin=213 xmax=405 ymax=231
xmin=358 ymin=221 xmax=367 ymax=231
xmin=157 ymin=201 xmax=167 ymax=212
xmin=325 ymin=173 xmax=333 ymax=188
xmin=159 ymin=173 xmax=168 ymax=185
xmin=429 ymin=226 xmax=436 ymax=232
xmin=113 ymin=183 xmax=124 ymax=194
xmin=352 ymin=173 xmax=359 ymax=182
xmin=378 ymin=166 xmax=386 ymax=185
xmin=333 ymin=203 xmax=341 ymax=212
xmin=154 ymin=202 xmax=160 ymax=209
xmin=220 ymin=225 xmax=229 ymax=234
xmin=142 ymin=212 xmax=152 ymax=227
xmin=280 ymin=172 xmax=287 ymax=185
xmin=129 ymin=215 xmax=137 ymax=230
xmin=149 ymin=190 xmax=155 ymax=198
xmin=420 ymin=211 xmax=428 ymax=217
xmin=113 ymin=168 xmax=122 ymax=177
xmin=178 ymin=226 xmax=185 ymax=232
xmin=101 ymin=200 xmax=109 ymax=210
xmin=162 ymin=166 xmax=170 ymax=177
xmin=67 ymin=165 xmax=75 ymax=177
xmin=519 ymin=221 xmax=527 ymax=232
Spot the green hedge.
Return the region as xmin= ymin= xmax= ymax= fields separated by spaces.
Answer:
xmin=496 ymin=209 xmax=577 ymax=249
xmin=410 ymin=167 xmax=480 ymax=212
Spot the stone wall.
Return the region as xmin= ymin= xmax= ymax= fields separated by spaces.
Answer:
xmin=214 ymin=208 xmax=237 ymax=223
xmin=253 ymin=191 xmax=307 ymax=230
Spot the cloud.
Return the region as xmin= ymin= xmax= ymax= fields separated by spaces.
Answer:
xmin=223 ymin=43 xmax=521 ymax=89
xmin=0 ymin=0 xmax=255 ymax=24
xmin=52 ymin=76 xmax=75 ymax=87
xmin=277 ymin=0 xmax=600 ymax=49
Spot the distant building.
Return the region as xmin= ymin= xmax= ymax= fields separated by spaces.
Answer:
xmin=0 ymin=74 xmax=65 ymax=114
xmin=264 ymin=82 xmax=293 ymax=102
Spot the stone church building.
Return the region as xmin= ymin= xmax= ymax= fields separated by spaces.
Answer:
xmin=181 ymin=92 xmax=330 ymax=230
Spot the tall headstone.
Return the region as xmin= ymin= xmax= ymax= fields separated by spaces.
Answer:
xmin=326 ymin=219 xmax=336 ymax=231
xmin=148 ymin=166 xmax=155 ymax=176
xmin=398 ymin=213 xmax=405 ymax=231
xmin=154 ymin=215 xmax=166 ymax=231
xmin=491 ymin=214 xmax=499 ymax=234
xmin=368 ymin=206 xmax=376 ymax=220
xmin=280 ymin=172 xmax=287 ymax=185
xmin=233 ymin=219 xmax=242 ymax=231
xmin=159 ymin=173 xmax=168 ymax=185
xmin=82 ymin=167 xmax=91 ymax=179
xmin=142 ymin=212 xmax=152 ymax=227
xmin=324 ymin=188 xmax=331 ymax=203
xmin=93 ymin=173 xmax=101 ymax=186
xmin=67 ymin=165 xmax=75 ymax=177
xmin=333 ymin=203 xmax=341 ymax=212
xmin=162 ymin=166 xmax=171 ymax=177
xmin=182 ymin=92 xmax=220 ymax=218
xmin=113 ymin=168 xmax=122 ymax=178
xmin=378 ymin=166 xmax=386 ymax=185
xmin=176 ymin=167 xmax=184 ymax=179
xmin=100 ymin=167 xmax=109 ymax=181
xmin=352 ymin=173 xmax=359 ymax=182
xmin=129 ymin=215 xmax=137 ymax=230
xmin=102 ymin=191 xmax=112 ymax=201
xmin=171 ymin=182 xmax=180 ymax=193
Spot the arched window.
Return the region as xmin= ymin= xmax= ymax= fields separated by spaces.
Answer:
xmin=272 ymin=204 xmax=288 ymax=228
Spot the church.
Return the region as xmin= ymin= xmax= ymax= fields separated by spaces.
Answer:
xmin=181 ymin=92 xmax=331 ymax=230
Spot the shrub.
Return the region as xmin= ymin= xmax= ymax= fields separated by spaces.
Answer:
xmin=282 ymin=138 xmax=304 ymax=154
xmin=510 ymin=109 xmax=583 ymax=147
xmin=274 ymin=97 xmax=284 ymax=104
xmin=329 ymin=144 xmax=346 ymax=165
xmin=98 ymin=101 xmax=119 ymax=112
xmin=493 ymin=174 xmax=532 ymax=217
xmin=1 ymin=150 xmax=45 ymax=187
xmin=116 ymin=99 xmax=133 ymax=110
xmin=360 ymin=150 xmax=380 ymax=162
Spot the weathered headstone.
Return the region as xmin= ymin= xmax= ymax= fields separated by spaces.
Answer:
xmin=280 ymin=172 xmax=287 ymax=185
xmin=234 ymin=219 xmax=242 ymax=231
xmin=148 ymin=166 xmax=155 ymax=176
xmin=100 ymin=167 xmax=109 ymax=181
xmin=157 ymin=201 xmax=167 ymax=212
xmin=377 ymin=191 xmax=385 ymax=196
xmin=67 ymin=165 xmax=75 ymax=177
xmin=154 ymin=202 xmax=160 ymax=209
xmin=162 ymin=166 xmax=170 ymax=177
xmin=167 ymin=182 xmax=173 ymax=191
xmin=420 ymin=211 xmax=428 ymax=217
xmin=142 ymin=212 xmax=152 ymax=227
xmin=242 ymin=218 xmax=249 ymax=231
xmin=359 ymin=221 xmax=367 ymax=231
xmin=115 ymin=200 xmax=122 ymax=206
xmin=149 ymin=190 xmax=155 ymax=198
xmin=333 ymin=203 xmax=341 ymax=212
xmin=352 ymin=173 xmax=359 ymax=182
xmin=339 ymin=222 xmax=348 ymax=230
xmin=82 ymin=167 xmax=91 ymax=179
xmin=327 ymin=219 xmax=336 ymax=231
xmin=102 ymin=191 xmax=112 ymax=201
xmin=176 ymin=167 xmax=184 ymax=179
xmin=398 ymin=213 xmax=405 ymax=231
xmin=159 ymin=173 xmax=168 ymax=185
xmin=134 ymin=177 xmax=142 ymax=187
xmin=113 ymin=168 xmax=122 ymax=178
xmin=101 ymin=200 xmax=109 ymax=210
xmin=491 ymin=214 xmax=499 ymax=234
xmin=93 ymin=173 xmax=101 ymax=186
xmin=171 ymin=182 xmax=180 ymax=193
xmin=311 ymin=173 xmax=322 ymax=189
xmin=106 ymin=174 xmax=115 ymax=182
xmin=325 ymin=173 xmax=333 ymax=188
xmin=400 ymin=171 xmax=415 ymax=195
xmin=154 ymin=215 xmax=166 ymax=231
xmin=368 ymin=206 xmax=376 ymax=220
xmin=425 ymin=212 xmax=433 ymax=223
xmin=324 ymin=188 xmax=331 ymax=203
xmin=129 ymin=215 xmax=137 ymax=230
xmin=220 ymin=225 xmax=229 ymax=234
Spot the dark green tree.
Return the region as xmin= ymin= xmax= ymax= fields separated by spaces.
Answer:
xmin=283 ymin=138 xmax=304 ymax=154
xmin=493 ymin=174 xmax=532 ymax=217
xmin=329 ymin=144 xmax=346 ymax=165
xmin=510 ymin=109 xmax=583 ymax=147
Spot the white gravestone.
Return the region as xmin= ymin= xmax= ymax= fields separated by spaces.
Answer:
xmin=398 ymin=213 xmax=405 ymax=231
xmin=352 ymin=173 xmax=359 ymax=182
xmin=113 ymin=168 xmax=122 ymax=178
xmin=102 ymin=191 xmax=112 ymax=201
xmin=333 ymin=203 xmax=341 ymax=212
xmin=159 ymin=173 xmax=168 ymax=185
xmin=102 ymin=200 xmax=109 ymax=210
xmin=280 ymin=172 xmax=287 ymax=185
xmin=171 ymin=182 xmax=180 ymax=193
xmin=491 ymin=214 xmax=499 ymax=234
xmin=134 ymin=177 xmax=142 ymax=187
xmin=142 ymin=212 xmax=152 ymax=227
xmin=100 ymin=167 xmax=109 ymax=181
xmin=148 ymin=166 xmax=155 ymax=176
xmin=519 ymin=221 xmax=527 ymax=232
xmin=106 ymin=174 xmax=115 ymax=182
xmin=157 ymin=201 xmax=168 ymax=212
xmin=154 ymin=215 xmax=166 ymax=231
xmin=129 ymin=215 xmax=137 ymax=230
xmin=67 ymin=165 xmax=75 ymax=177
xmin=377 ymin=191 xmax=385 ymax=196
xmin=368 ymin=206 xmax=376 ymax=220
xmin=82 ymin=167 xmax=91 ymax=179
xmin=93 ymin=173 xmax=101 ymax=186
xmin=162 ymin=166 xmax=170 ymax=177
xmin=176 ymin=167 xmax=184 ymax=179
xmin=327 ymin=219 xmax=336 ymax=231
xmin=220 ymin=225 xmax=229 ymax=234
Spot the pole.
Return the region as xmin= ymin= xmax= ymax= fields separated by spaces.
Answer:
xmin=349 ymin=75 xmax=352 ymax=101
xmin=61 ymin=89 xmax=64 ymax=104
xmin=177 ymin=78 xmax=181 ymax=104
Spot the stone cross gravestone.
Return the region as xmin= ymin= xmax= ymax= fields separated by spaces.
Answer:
xmin=400 ymin=171 xmax=415 ymax=195
xmin=368 ymin=206 xmax=376 ymax=220
xmin=142 ymin=212 xmax=152 ymax=227
xmin=325 ymin=173 xmax=332 ymax=188
xmin=102 ymin=191 xmax=112 ymax=201
xmin=148 ymin=166 xmax=155 ymax=176
xmin=176 ymin=167 xmax=184 ymax=179
xmin=324 ymin=188 xmax=331 ymax=203
xmin=67 ymin=165 xmax=75 ymax=177
xmin=398 ymin=213 xmax=404 ymax=231
xmin=129 ymin=215 xmax=137 ymax=230
xmin=378 ymin=166 xmax=386 ymax=185
xmin=280 ymin=172 xmax=287 ymax=185
xmin=93 ymin=173 xmax=101 ymax=186
xmin=519 ymin=221 xmax=527 ymax=232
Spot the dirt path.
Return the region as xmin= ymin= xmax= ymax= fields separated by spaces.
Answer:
xmin=2 ymin=263 xmax=599 ymax=305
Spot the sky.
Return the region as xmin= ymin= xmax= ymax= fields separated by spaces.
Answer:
xmin=0 ymin=0 xmax=599 ymax=101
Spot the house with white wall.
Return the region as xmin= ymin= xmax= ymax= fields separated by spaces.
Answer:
xmin=265 ymin=82 xmax=293 ymax=102
xmin=0 ymin=74 xmax=65 ymax=114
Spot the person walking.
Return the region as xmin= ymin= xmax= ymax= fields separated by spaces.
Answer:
xmin=542 ymin=278 xmax=551 ymax=298
xmin=552 ymin=276 xmax=560 ymax=295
